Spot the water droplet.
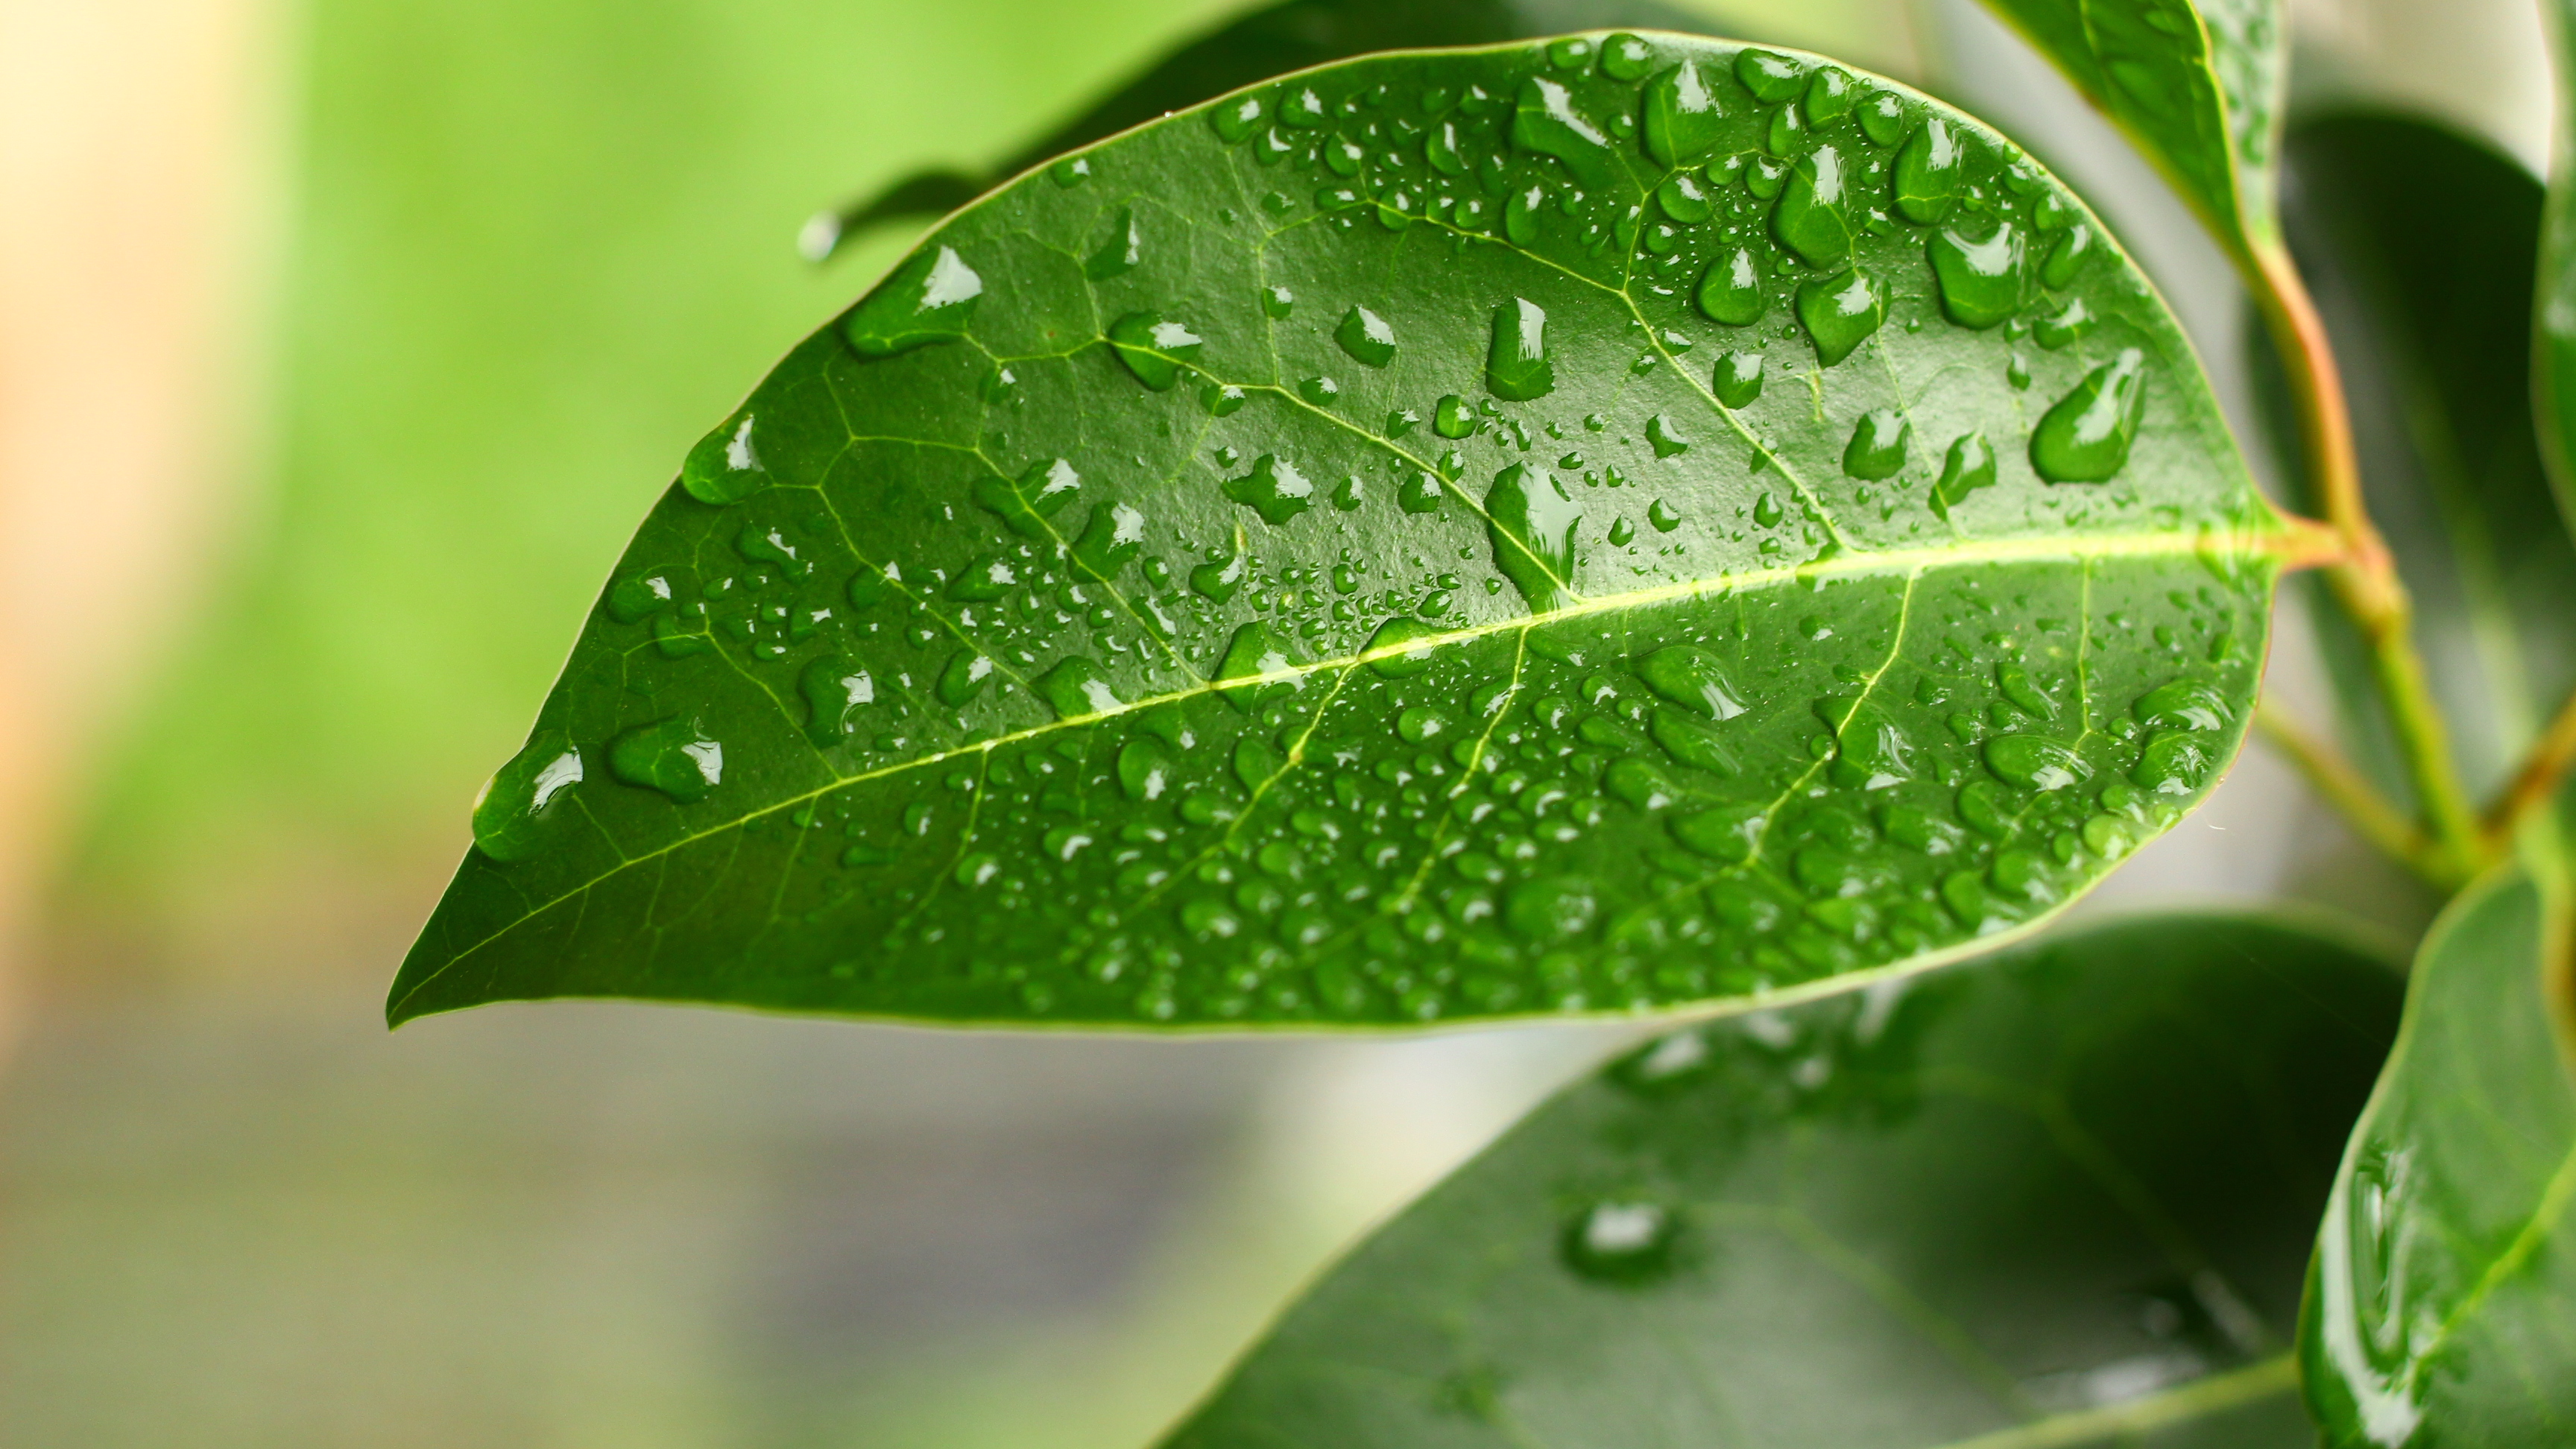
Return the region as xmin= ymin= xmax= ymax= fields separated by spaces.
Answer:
xmin=1190 ymin=545 xmax=1246 ymax=602
xmin=1396 ymin=705 xmax=1453 ymax=744
xmin=2132 ymin=730 xmax=2214 ymax=793
xmin=1752 ymin=492 xmax=1784 ymax=527
xmin=1434 ymin=394 xmax=1476 ymax=438
xmin=1931 ymin=432 xmax=1997 ymax=518
xmin=1485 ymin=463 xmax=1584 ymax=611
xmin=1328 ymin=305 xmax=1398 ymax=369
xmin=1210 ymin=92 xmax=1268 ymax=143
xmin=1366 ymin=616 xmax=1446 ymax=676
xmin=1105 ymin=312 xmax=1203 ymax=391
xmin=1216 ymin=621 xmax=1298 ymax=710
xmin=973 ymin=456 xmax=1080 ymax=538
xmin=1735 ymin=48 xmax=1808 ymax=102
xmin=472 ymin=732 xmax=584 ymax=862
xmin=1647 ymin=414 xmax=1690 ymax=458
xmin=1695 ymin=247 xmax=1765 ymax=325
xmin=1805 ymin=66 xmax=1859 ymax=123
xmin=1487 ymin=297 xmax=1556 ymax=401
xmin=1641 ymin=60 xmax=1723 ymax=166
xmin=1233 ymin=736 xmax=1281 ymax=792
xmin=1600 ymin=32 xmax=1654 ymax=81
xmin=1084 ymin=207 xmax=1143 ymax=280
xmin=2030 ymin=348 xmax=2146 ymax=483
xmin=1048 ymin=157 xmax=1091 ymax=188
xmin=799 ymin=654 xmax=875 ymax=745
xmin=1399 ymin=473 xmax=1445 ymax=514
xmin=1298 ymin=375 xmax=1340 ymax=406
xmin=1985 ymin=735 xmax=2089 ymax=791
xmin=1655 ymin=171 xmax=1713 ymax=223
xmin=1772 ymin=145 xmax=1854 ymax=267
xmin=1563 ymin=1199 xmax=1679 ymax=1281
xmin=1995 ymin=661 xmax=2057 ymax=720
xmin=1277 ymin=85 xmax=1327 ymax=128
xmin=935 ymin=651 xmax=996 ymax=707
xmin=1608 ymin=517 xmax=1636 ymax=546
xmin=1071 ymin=502 xmax=1145 ymax=577
xmin=1505 ymin=183 xmax=1544 ymax=246
xmin=1746 ymin=155 xmax=1786 ymax=199
xmin=1893 ymin=119 xmax=1962 ymax=224
xmin=1638 ymin=645 xmax=1748 ymax=719
xmin=1843 ymin=408 xmax=1910 ymax=479
xmin=607 ymin=571 xmax=674 ymax=624
xmin=1118 ymin=736 xmax=1174 ymax=800
xmin=1260 ymin=285 xmax=1295 ymax=320
xmin=1425 ymin=117 xmax=1468 ymax=176
xmin=2033 ymin=297 xmax=2094 ymax=350
xmin=2042 ymin=221 xmax=2097 ymax=288
xmin=2006 ymin=352 xmax=2032 ymax=390
xmin=1034 ymin=657 xmax=1124 ymax=720
xmin=1766 ymin=102 xmax=1805 ymax=158
xmin=1333 ymin=475 xmax=1363 ymax=510
xmin=1795 ymin=268 xmax=1886 ymax=365
xmin=1858 ymin=92 xmax=1907 ymax=147
xmin=1648 ymin=499 xmax=1682 ymax=531
xmin=1512 ymin=76 xmax=1617 ymax=188
xmin=1503 ymin=877 xmax=1598 ymax=941
xmin=681 ymin=411 xmax=769 ymax=505
xmin=2133 ymin=679 xmax=2228 ymax=730
xmin=841 ymin=245 xmax=982 ymax=357
xmin=1928 ymin=219 xmax=2025 ymax=329
xmin=609 ymin=717 xmax=723 ymax=803
xmin=1713 ymin=350 xmax=1764 ymax=407
xmin=1222 ymin=454 xmax=1315 ymax=525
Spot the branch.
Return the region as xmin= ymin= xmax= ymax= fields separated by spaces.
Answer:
xmin=2484 ymin=684 xmax=2576 ymax=846
xmin=2253 ymin=697 xmax=2459 ymax=888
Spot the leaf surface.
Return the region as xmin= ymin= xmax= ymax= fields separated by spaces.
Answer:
xmin=1973 ymin=0 xmax=2283 ymax=254
xmin=2300 ymin=865 xmax=2576 ymax=1446
xmin=2253 ymin=114 xmax=2576 ymax=809
xmin=1161 ymin=913 xmax=2402 ymax=1448
xmin=391 ymin=35 xmax=2288 ymax=1030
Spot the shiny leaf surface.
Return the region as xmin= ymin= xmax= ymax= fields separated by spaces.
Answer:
xmin=391 ymin=36 xmax=2288 ymax=1030
xmin=2301 ymin=865 xmax=2576 ymax=1446
xmin=1974 ymin=0 xmax=2283 ymax=253
xmin=1162 ymin=913 xmax=2402 ymax=1447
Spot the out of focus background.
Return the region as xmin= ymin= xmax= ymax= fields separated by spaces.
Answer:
xmin=0 ymin=0 xmax=2552 ymax=1442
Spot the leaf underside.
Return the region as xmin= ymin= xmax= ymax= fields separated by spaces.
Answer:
xmin=2301 ymin=868 xmax=2576 ymax=1446
xmin=1164 ymin=914 xmax=2402 ymax=1448
xmin=392 ymin=34 xmax=2282 ymax=1031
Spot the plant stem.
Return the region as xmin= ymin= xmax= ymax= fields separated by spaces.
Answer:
xmin=2255 ymin=697 xmax=2456 ymax=887
xmin=2247 ymin=241 xmax=2488 ymax=880
xmin=2484 ymin=684 xmax=2576 ymax=845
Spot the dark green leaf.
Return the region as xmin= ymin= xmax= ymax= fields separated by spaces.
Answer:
xmin=804 ymin=0 xmax=1726 ymax=256
xmin=391 ymin=36 xmax=2291 ymax=1031
xmin=1161 ymin=913 xmax=2403 ymax=1448
xmin=2253 ymin=115 xmax=2576 ymax=809
xmin=1974 ymin=0 xmax=2284 ymax=254
xmin=2537 ymin=0 xmax=2576 ymax=531
xmin=2300 ymin=865 xmax=2576 ymax=1445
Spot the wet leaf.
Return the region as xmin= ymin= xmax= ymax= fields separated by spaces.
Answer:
xmin=2300 ymin=865 xmax=2576 ymax=1446
xmin=391 ymin=36 xmax=2288 ymax=1030
xmin=1161 ymin=914 xmax=2403 ymax=1448
xmin=1974 ymin=0 xmax=2284 ymax=253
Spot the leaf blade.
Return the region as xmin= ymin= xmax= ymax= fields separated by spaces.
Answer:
xmin=392 ymin=36 xmax=2285 ymax=1030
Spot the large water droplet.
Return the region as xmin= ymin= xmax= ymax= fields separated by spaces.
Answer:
xmin=2133 ymin=730 xmax=2214 ymax=794
xmin=1694 ymin=247 xmax=1765 ymax=326
xmin=1600 ymin=32 xmax=1653 ymax=81
xmin=1859 ymin=92 xmax=1907 ymax=148
xmin=1434 ymin=394 xmax=1476 ymax=438
xmin=798 ymin=654 xmax=874 ymax=745
xmin=2034 ymin=297 xmax=2094 ymax=350
xmin=1512 ymin=77 xmax=1617 ymax=189
xmin=681 ymin=411 xmax=769 ymax=505
xmin=1796 ymin=268 xmax=1886 ymax=365
xmin=973 ymin=457 xmax=1080 ymax=539
xmin=2042 ymin=221 xmax=2097 ymax=288
xmin=1084 ymin=207 xmax=1143 ymax=280
xmin=1034 ymin=657 xmax=1124 ymax=719
xmin=842 ymin=245 xmax=982 ymax=357
xmin=473 ymin=731 xmax=584 ymax=862
xmin=1805 ymin=66 xmax=1859 ymax=123
xmin=1106 ymin=312 xmax=1204 ymax=391
xmin=1427 ymin=118 xmax=1466 ymax=176
xmin=1335 ymin=306 xmax=1396 ymax=367
xmin=1222 ymin=453 xmax=1316 ymax=525
xmin=609 ymin=718 xmax=723 ymax=803
xmin=1396 ymin=705 xmax=1452 ymax=744
xmin=1190 ymin=546 xmax=1246 ymax=602
xmin=1892 ymin=121 xmax=1966 ymax=229
xmin=1504 ymin=183 xmax=1544 ymax=246
xmin=1209 ymin=92 xmax=1267 ymax=144
xmin=1366 ymin=616 xmax=1447 ymax=676
xmin=2030 ymin=348 xmax=2146 ymax=482
xmin=1772 ymin=144 xmax=1853 ymax=267
xmin=1641 ymin=61 xmax=1723 ymax=166
xmin=1656 ymin=172 xmax=1713 ymax=223
xmin=1928 ymin=219 xmax=2026 ymax=329
xmin=1985 ymin=735 xmax=2089 ymax=791
xmin=1647 ymin=415 xmax=1689 ymax=458
xmin=2133 ymin=678 xmax=2228 ymax=730
xmin=1215 ymin=621 xmax=1298 ymax=710
xmin=1735 ymin=49 xmax=1808 ymax=102
xmin=936 ymin=651 xmax=996 ymax=707
xmin=1118 ymin=736 xmax=1174 ymax=800
xmin=1486 ymin=462 xmax=1583 ymax=611
xmin=1638 ymin=645 xmax=1747 ymax=719
xmin=1843 ymin=408 xmax=1910 ymax=479
xmin=1713 ymin=350 xmax=1764 ymax=407
xmin=1931 ymin=432 xmax=1997 ymax=518
xmin=1487 ymin=297 xmax=1556 ymax=400
xmin=1071 ymin=500 xmax=1146 ymax=577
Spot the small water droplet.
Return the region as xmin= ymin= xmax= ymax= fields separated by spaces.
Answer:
xmin=1563 ymin=1198 xmax=1678 ymax=1282
xmin=1487 ymin=297 xmax=1556 ymax=400
xmin=1608 ymin=517 xmax=1636 ymax=545
xmin=1399 ymin=472 xmax=1445 ymax=514
xmin=2042 ymin=221 xmax=2097 ymax=288
xmin=799 ymin=654 xmax=875 ymax=745
xmin=841 ymin=245 xmax=982 ymax=357
xmin=1209 ymin=92 xmax=1268 ymax=144
xmin=1753 ymin=492 xmax=1784 ymax=526
xmin=1222 ymin=454 xmax=1314 ymax=525
xmin=1600 ymin=31 xmax=1653 ymax=81
xmin=936 ymin=651 xmax=996 ymax=707
xmin=973 ymin=457 xmax=1080 ymax=538
xmin=1736 ymin=48 xmax=1808 ymax=102
xmin=472 ymin=732 xmax=584 ymax=862
xmin=1505 ymin=183 xmax=1545 ymax=246
xmin=681 ymin=410 xmax=768 ymax=505
xmin=1796 ymin=268 xmax=1886 ymax=365
xmin=1105 ymin=312 xmax=1204 ymax=391
xmin=1433 ymin=394 xmax=1476 ymax=439
xmin=1713 ymin=350 xmax=1764 ymax=407
xmin=1084 ymin=207 xmax=1143 ymax=280
xmin=1331 ymin=305 xmax=1396 ymax=367
xmin=1655 ymin=171 xmax=1714 ymax=223
xmin=609 ymin=717 xmax=723 ymax=803
xmin=1929 ymin=219 xmax=2026 ymax=329
xmin=1216 ymin=621 xmax=1298 ymax=710
xmin=2030 ymin=348 xmax=2146 ymax=482
xmin=1985 ymin=735 xmax=2089 ymax=791
xmin=1191 ymin=545 xmax=1246 ymax=602
xmin=1928 ymin=432 xmax=1998 ymax=519
xmin=1843 ymin=408 xmax=1910 ymax=479
xmin=1512 ymin=76 xmax=1617 ymax=189
xmin=1049 ymin=157 xmax=1091 ymax=187
xmin=1034 ymin=656 xmax=1124 ymax=719
xmin=1647 ymin=414 xmax=1690 ymax=458
xmin=1365 ymin=616 xmax=1446 ymax=676
xmin=1260 ymin=284 xmax=1295 ymax=319
xmin=2033 ymin=297 xmax=2094 ymax=350
xmin=1893 ymin=119 xmax=1963 ymax=223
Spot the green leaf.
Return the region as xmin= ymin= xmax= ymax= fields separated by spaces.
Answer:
xmin=2299 ymin=864 xmax=2576 ymax=1445
xmin=2538 ymin=0 xmax=2576 ymax=531
xmin=1972 ymin=0 xmax=2285 ymax=254
xmin=390 ymin=35 xmax=2291 ymax=1031
xmin=2253 ymin=114 xmax=2576 ymax=810
xmin=1161 ymin=913 xmax=2403 ymax=1447
xmin=804 ymin=0 xmax=1728 ymax=256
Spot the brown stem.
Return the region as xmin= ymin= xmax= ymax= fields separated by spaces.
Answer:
xmin=2485 ymin=684 xmax=2576 ymax=845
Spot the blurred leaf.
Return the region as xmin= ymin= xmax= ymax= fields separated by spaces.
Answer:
xmin=391 ymin=35 xmax=2288 ymax=1031
xmin=1161 ymin=912 xmax=2401 ymax=1448
xmin=2300 ymin=864 xmax=2576 ymax=1446
xmin=805 ymin=0 xmax=1727 ymax=256
xmin=1972 ymin=0 xmax=2284 ymax=256
xmin=2251 ymin=114 xmax=2576 ymax=811
xmin=2536 ymin=0 xmax=2576 ymax=531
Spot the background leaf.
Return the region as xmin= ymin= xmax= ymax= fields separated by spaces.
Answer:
xmin=1972 ymin=0 xmax=2285 ymax=253
xmin=391 ymin=35 xmax=2287 ymax=1032
xmin=2253 ymin=114 xmax=2576 ymax=815
xmin=1162 ymin=912 xmax=2402 ymax=1448
xmin=2300 ymin=865 xmax=2576 ymax=1446
xmin=2536 ymin=0 xmax=2576 ymax=532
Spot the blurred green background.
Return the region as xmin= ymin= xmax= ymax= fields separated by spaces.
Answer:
xmin=0 ymin=0 xmax=2540 ymax=1442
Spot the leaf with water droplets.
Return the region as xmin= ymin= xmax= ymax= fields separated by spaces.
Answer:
xmin=1164 ymin=914 xmax=2402 ymax=1448
xmin=392 ymin=36 xmax=2289 ymax=1032
xmin=2299 ymin=865 xmax=2576 ymax=1447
